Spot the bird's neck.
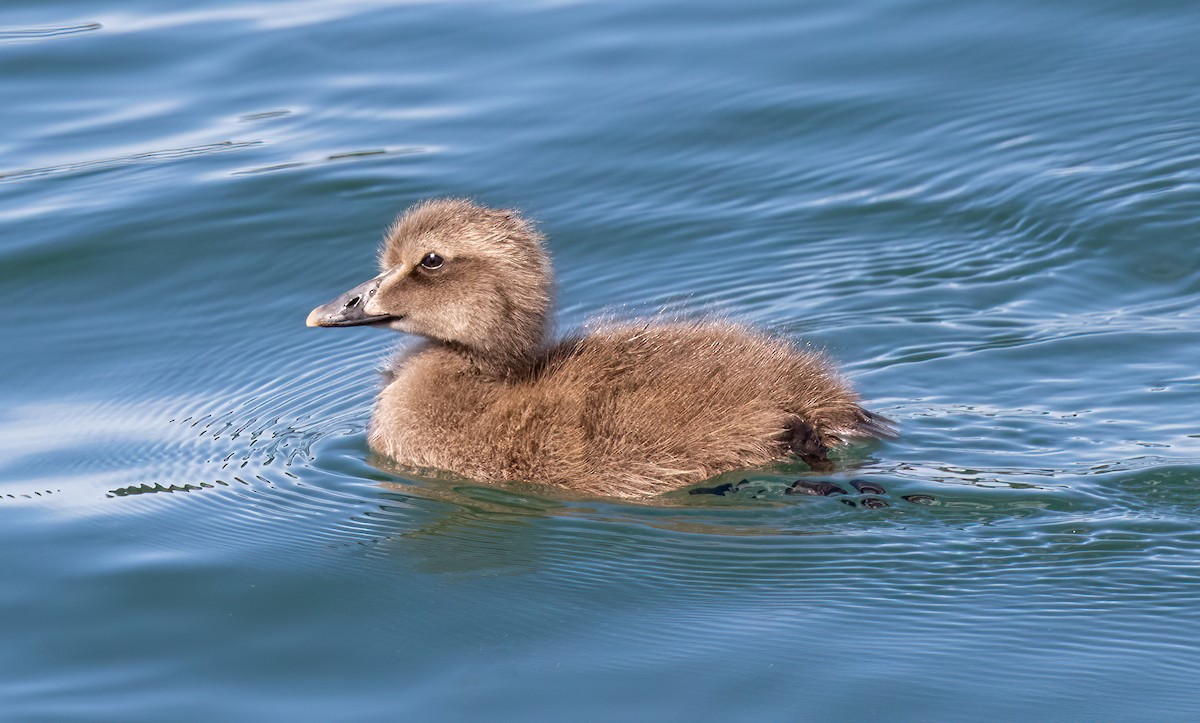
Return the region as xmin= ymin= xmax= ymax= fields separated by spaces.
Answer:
xmin=441 ymin=316 xmax=553 ymax=381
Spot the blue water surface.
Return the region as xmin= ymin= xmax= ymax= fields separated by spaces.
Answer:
xmin=2 ymin=0 xmax=1199 ymax=720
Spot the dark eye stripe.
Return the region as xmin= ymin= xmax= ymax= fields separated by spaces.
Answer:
xmin=420 ymin=252 xmax=444 ymax=270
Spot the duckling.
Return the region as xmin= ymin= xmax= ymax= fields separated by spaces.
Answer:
xmin=307 ymin=198 xmax=895 ymax=499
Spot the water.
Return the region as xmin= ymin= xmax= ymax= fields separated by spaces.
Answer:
xmin=2 ymin=0 xmax=1199 ymax=719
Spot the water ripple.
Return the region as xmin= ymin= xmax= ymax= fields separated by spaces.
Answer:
xmin=0 ymin=23 xmax=102 ymax=42
xmin=0 ymin=140 xmax=262 ymax=183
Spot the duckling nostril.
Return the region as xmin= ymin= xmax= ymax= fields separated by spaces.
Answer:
xmin=345 ymin=296 xmax=361 ymax=309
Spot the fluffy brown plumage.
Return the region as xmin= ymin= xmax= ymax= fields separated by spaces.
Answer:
xmin=307 ymin=198 xmax=894 ymax=499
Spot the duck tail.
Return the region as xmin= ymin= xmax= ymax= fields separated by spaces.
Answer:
xmin=852 ymin=407 xmax=898 ymax=440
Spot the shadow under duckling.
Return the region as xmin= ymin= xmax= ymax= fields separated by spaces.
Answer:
xmin=307 ymin=198 xmax=896 ymax=500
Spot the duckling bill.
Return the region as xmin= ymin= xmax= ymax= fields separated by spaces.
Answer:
xmin=308 ymin=198 xmax=895 ymax=499
xmin=306 ymin=274 xmax=393 ymax=327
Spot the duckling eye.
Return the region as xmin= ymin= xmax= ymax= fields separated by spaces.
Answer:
xmin=419 ymin=252 xmax=444 ymax=270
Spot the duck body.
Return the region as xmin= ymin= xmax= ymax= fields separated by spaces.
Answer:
xmin=308 ymin=199 xmax=893 ymax=499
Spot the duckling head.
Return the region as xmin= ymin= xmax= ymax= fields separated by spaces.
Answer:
xmin=307 ymin=199 xmax=555 ymax=370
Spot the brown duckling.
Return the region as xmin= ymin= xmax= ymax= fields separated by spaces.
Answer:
xmin=307 ymin=198 xmax=895 ymax=499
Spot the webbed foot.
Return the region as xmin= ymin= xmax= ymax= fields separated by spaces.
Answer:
xmin=785 ymin=480 xmax=846 ymax=496
xmin=689 ymin=479 xmax=750 ymax=496
xmin=689 ymin=482 xmax=735 ymax=496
